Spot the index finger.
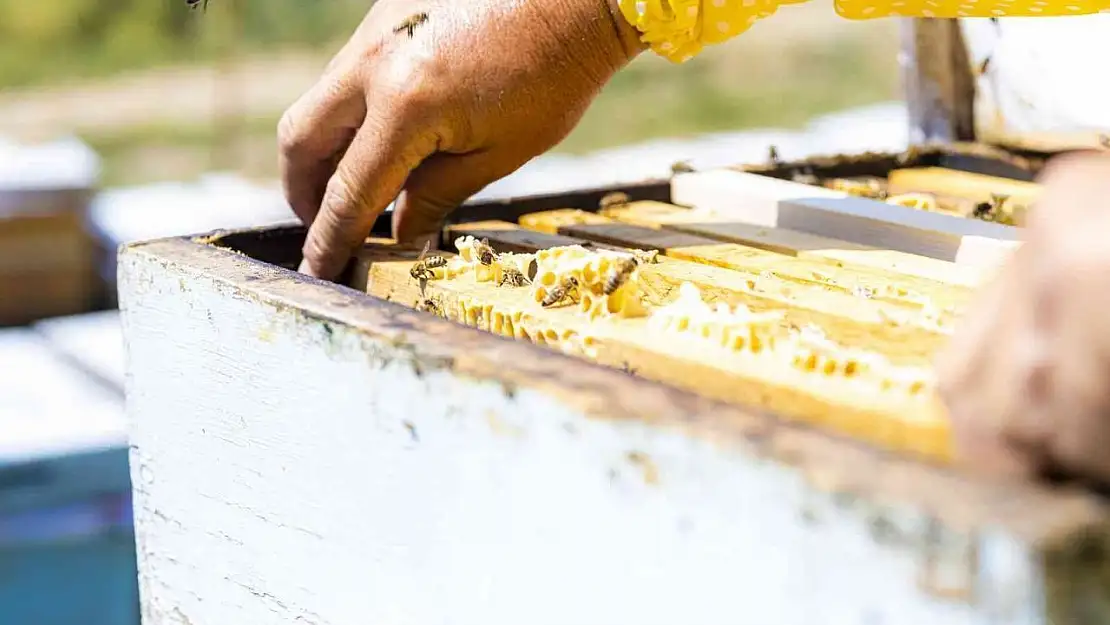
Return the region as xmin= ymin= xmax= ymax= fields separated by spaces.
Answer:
xmin=298 ymin=112 xmax=436 ymax=279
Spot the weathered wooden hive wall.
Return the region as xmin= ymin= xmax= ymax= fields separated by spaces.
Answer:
xmin=120 ymin=18 xmax=1110 ymax=625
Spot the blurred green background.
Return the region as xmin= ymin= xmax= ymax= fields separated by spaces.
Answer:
xmin=0 ymin=0 xmax=902 ymax=186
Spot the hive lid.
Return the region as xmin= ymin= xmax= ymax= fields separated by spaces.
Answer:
xmin=905 ymin=16 xmax=1110 ymax=154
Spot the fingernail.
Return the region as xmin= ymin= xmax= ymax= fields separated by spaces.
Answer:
xmin=298 ymin=258 xmax=318 ymax=277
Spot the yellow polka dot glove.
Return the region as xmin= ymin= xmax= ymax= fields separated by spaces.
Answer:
xmin=618 ymin=0 xmax=1110 ymax=64
xmin=835 ymin=0 xmax=1108 ymax=18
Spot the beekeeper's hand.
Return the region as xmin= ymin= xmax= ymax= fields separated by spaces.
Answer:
xmin=937 ymin=152 xmax=1110 ymax=484
xmin=279 ymin=0 xmax=645 ymax=279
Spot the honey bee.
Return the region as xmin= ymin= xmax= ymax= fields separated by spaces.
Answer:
xmin=598 ymin=192 xmax=630 ymax=210
xmin=767 ymin=145 xmax=782 ymax=166
xmin=474 ymin=237 xmax=497 ymax=266
xmin=603 ymin=257 xmax=639 ymax=295
xmin=670 ymin=160 xmax=695 ymax=174
xmin=976 ymin=56 xmax=991 ymax=76
xmin=498 ymin=267 xmax=529 ymax=287
xmin=410 ymin=240 xmax=447 ymax=292
xmin=541 ymin=276 xmax=578 ymax=308
xmin=394 ymin=12 xmax=429 ymax=37
xmin=973 ymin=193 xmax=1009 ymax=222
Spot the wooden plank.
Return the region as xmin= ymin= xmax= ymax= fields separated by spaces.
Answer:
xmin=445 ymin=222 xmax=955 ymax=364
xmin=566 ymin=223 xmax=971 ymax=313
xmin=444 ymin=220 xmax=627 ymax=253
xmin=518 ymin=208 xmax=612 ymax=234
xmin=557 ymin=221 xmax=726 ymax=252
xmin=596 ymin=201 xmax=988 ymax=289
xmin=670 ymin=169 xmax=1020 ymax=267
xmin=357 ymin=243 xmax=949 ymax=462
xmin=507 ymin=213 xmax=973 ymax=311
xmin=887 ymin=167 xmax=1040 ymax=215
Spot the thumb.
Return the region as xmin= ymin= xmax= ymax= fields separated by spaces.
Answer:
xmin=392 ymin=149 xmax=532 ymax=244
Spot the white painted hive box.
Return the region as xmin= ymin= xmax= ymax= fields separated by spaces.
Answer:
xmin=119 ymin=173 xmax=1110 ymax=625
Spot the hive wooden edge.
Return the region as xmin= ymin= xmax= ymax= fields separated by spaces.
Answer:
xmin=120 ymin=229 xmax=1109 ymax=553
xmin=671 ymin=169 xmax=1023 ymax=268
xmin=731 ymin=142 xmax=1046 ymax=180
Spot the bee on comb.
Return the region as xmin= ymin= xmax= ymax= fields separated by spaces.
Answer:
xmin=541 ymin=276 xmax=578 ymax=308
xmin=394 ymin=12 xmax=429 ymax=38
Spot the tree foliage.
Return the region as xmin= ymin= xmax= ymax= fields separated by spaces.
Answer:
xmin=0 ymin=0 xmax=369 ymax=87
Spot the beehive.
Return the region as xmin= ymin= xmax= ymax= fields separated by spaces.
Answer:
xmin=119 ymin=17 xmax=1110 ymax=625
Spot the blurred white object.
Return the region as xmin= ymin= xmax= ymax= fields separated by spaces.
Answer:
xmin=89 ymin=173 xmax=296 ymax=289
xmin=90 ymin=172 xmax=294 ymax=244
xmin=0 ymin=136 xmax=100 ymax=193
xmin=34 ymin=310 xmax=124 ymax=394
xmin=0 ymin=329 xmax=124 ymax=462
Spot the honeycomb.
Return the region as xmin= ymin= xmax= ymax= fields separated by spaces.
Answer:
xmin=531 ymin=245 xmax=650 ymax=320
xmin=648 ymin=283 xmax=935 ymax=399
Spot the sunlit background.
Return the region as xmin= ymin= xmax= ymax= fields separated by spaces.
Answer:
xmin=0 ymin=2 xmax=904 ymax=623
xmin=0 ymin=0 xmax=902 ymax=184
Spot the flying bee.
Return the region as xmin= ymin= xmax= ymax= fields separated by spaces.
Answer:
xmin=393 ymin=12 xmax=429 ymax=38
xmin=474 ymin=237 xmax=497 ymax=266
xmin=603 ymin=257 xmax=639 ymax=295
xmin=541 ymin=276 xmax=578 ymax=308
xmin=598 ymin=192 xmax=630 ymax=210
xmin=410 ymin=240 xmax=446 ymax=292
xmin=410 ymin=240 xmax=447 ymax=275
xmin=498 ymin=267 xmax=529 ymax=287
xmin=185 ymin=0 xmax=209 ymax=10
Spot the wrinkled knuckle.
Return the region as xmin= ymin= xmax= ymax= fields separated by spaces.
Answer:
xmin=321 ymin=173 xmax=367 ymax=219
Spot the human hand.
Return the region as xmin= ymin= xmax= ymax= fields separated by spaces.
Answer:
xmin=937 ymin=152 xmax=1110 ymax=484
xmin=279 ymin=0 xmax=645 ymax=279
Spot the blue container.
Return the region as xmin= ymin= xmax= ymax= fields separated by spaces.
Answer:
xmin=0 ymin=450 xmax=138 ymax=625
xmin=0 ymin=328 xmax=137 ymax=625
xmin=0 ymin=493 xmax=138 ymax=625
